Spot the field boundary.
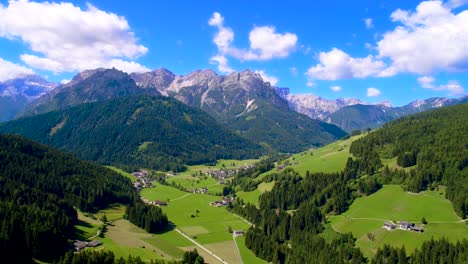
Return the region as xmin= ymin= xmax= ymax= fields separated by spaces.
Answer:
xmin=171 ymin=224 xmax=227 ymax=264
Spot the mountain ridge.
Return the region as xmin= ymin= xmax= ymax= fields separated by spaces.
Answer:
xmin=0 ymin=95 xmax=264 ymax=171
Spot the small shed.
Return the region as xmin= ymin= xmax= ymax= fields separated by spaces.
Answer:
xmin=87 ymin=240 xmax=102 ymax=247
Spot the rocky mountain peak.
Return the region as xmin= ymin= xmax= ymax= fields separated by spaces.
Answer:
xmin=130 ymin=68 xmax=175 ymax=93
xmin=0 ymin=74 xmax=57 ymax=100
xmin=286 ymin=94 xmax=366 ymax=120
xmin=67 ymin=68 xmax=107 ymax=86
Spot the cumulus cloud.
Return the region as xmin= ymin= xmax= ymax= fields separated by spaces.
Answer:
xmin=209 ymin=55 xmax=234 ymax=73
xmin=0 ymin=57 xmax=35 ymax=82
xmin=0 ymin=0 xmax=149 ymax=73
xmin=365 ymin=18 xmax=374 ymax=29
xmin=367 ymin=87 xmax=381 ymax=97
xmin=208 ymin=12 xmax=298 ymax=72
xmin=306 ymin=48 xmax=386 ymax=82
xmin=445 ymin=0 xmax=468 ymax=9
xmin=417 ymin=75 xmax=465 ymax=95
xmin=245 ymin=26 xmax=298 ymax=60
xmin=377 ymin=1 xmax=468 ymax=75
xmin=255 ymin=70 xmax=278 ymax=86
xmin=330 ymin=85 xmax=342 ymax=92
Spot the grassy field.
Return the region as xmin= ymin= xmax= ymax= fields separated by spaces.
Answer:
xmin=257 ymin=135 xmax=362 ymax=179
xmin=235 ymin=236 xmax=268 ymax=264
xmin=236 ymin=181 xmax=275 ymax=206
xmin=328 ymin=185 xmax=468 ymax=258
xmin=166 ymin=175 xmax=224 ymax=195
xmin=141 ymin=182 xmax=188 ymax=202
xmin=140 ymin=183 xmax=254 ymax=262
xmin=107 ymin=166 xmax=137 ymax=182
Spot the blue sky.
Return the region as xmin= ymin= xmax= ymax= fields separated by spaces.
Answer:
xmin=0 ymin=0 xmax=467 ymax=106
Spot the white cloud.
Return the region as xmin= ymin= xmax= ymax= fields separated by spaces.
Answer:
xmin=330 ymin=85 xmax=342 ymax=92
xmin=209 ymin=55 xmax=234 ymax=73
xmin=445 ymin=0 xmax=468 ymax=9
xmin=306 ymin=48 xmax=386 ymax=82
xmin=377 ymin=1 xmax=468 ymax=75
xmin=255 ymin=70 xmax=278 ymax=86
xmin=0 ymin=0 xmax=149 ymax=74
xmin=245 ymin=26 xmax=297 ymax=60
xmin=417 ymin=75 xmax=465 ymax=95
xmin=365 ymin=18 xmax=374 ymax=29
xmin=367 ymin=87 xmax=381 ymax=97
xmin=0 ymin=57 xmax=35 ymax=82
xmin=208 ymin=12 xmax=298 ymax=72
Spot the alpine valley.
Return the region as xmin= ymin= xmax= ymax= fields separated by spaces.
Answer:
xmin=0 ymin=70 xmax=467 ymax=264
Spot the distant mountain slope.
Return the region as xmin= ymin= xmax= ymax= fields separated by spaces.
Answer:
xmin=23 ymin=68 xmax=153 ymax=116
xmin=132 ymin=69 xmax=347 ymax=152
xmin=326 ymin=97 xmax=467 ymax=132
xmin=350 ymin=103 xmax=468 ymax=218
xmin=286 ymin=93 xmax=367 ymax=120
xmin=0 ymin=75 xmax=56 ymax=121
xmin=0 ymin=95 xmax=263 ymax=171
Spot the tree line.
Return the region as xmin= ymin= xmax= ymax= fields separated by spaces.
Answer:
xmin=0 ymin=134 xmax=168 ymax=262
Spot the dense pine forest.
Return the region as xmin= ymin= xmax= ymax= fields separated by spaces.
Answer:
xmin=0 ymin=95 xmax=264 ymax=172
xmin=0 ymin=134 xmax=167 ymax=262
xmin=350 ymin=103 xmax=468 ymax=218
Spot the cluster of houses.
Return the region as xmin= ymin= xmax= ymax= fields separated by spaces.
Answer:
xmin=209 ymin=196 xmax=235 ymax=207
xmin=191 ymin=187 xmax=208 ymax=194
xmin=140 ymin=196 xmax=168 ymax=207
xmin=383 ymin=221 xmax=424 ymax=232
xmin=73 ymin=240 xmax=102 ymax=252
xmin=207 ymin=164 xmax=255 ymax=184
xmin=132 ymin=170 xmax=154 ymax=191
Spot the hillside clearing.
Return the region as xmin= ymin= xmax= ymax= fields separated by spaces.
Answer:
xmin=328 ymin=185 xmax=468 ymax=258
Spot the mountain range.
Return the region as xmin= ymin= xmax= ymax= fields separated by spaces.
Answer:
xmin=325 ymin=97 xmax=467 ymax=132
xmin=0 ymin=95 xmax=264 ymax=171
xmin=1 ymin=67 xmax=465 ymax=144
xmin=17 ymin=68 xmax=346 ymax=153
xmin=0 ymin=75 xmax=56 ymax=121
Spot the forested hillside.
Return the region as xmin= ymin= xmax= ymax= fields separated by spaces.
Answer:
xmin=0 ymin=95 xmax=264 ymax=171
xmin=0 ymin=135 xmax=139 ymax=262
xmin=350 ymin=103 xmax=468 ymax=218
xmin=0 ymin=135 xmax=168 ymax=262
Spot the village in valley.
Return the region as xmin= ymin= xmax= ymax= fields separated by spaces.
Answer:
xmin=132 ymin=163 xmax=255 ymax=208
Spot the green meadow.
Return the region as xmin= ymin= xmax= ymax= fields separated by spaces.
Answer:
xmin=235 ymin=236 xmax=268 ymax=264
xmin=258 ymin=135 xmax=362 ymax=179
xmin=328 ymin=185 xmax=468 ymax=258
xmin=140 ymin=183 xmax=255 ymax=262
xmin=166 ymin=175 xmax=224 ymax=195
xmin=236 ymin=181 xmax=275 ymax=206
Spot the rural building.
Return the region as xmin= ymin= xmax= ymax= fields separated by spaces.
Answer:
xmin=233 ymin=230 xmax=244 ymax=237
xmin=154 ymin=200 xmax=168 ymax=206
xmin=410 ymin=226 xmax=424 ymax=232
xmin=87 ymin=240 xmax=102 ymax=247
xmin=399 ymin=221 xmax=412 ymax=230
xmin=73 ymin=240 xmax=87 ymax=251
xmin=277 ymin=165 xmax=286 ymax=171
xmin=383 ymin=222 xmax=396 ymax=230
